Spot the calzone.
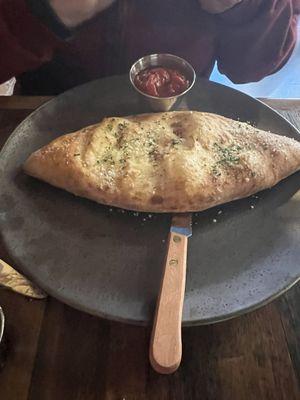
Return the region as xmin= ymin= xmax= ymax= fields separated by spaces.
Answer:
xmin=24 ymin=111 xmax=300 ymax=212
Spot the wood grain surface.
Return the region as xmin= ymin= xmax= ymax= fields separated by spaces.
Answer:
xmin=0 ymin=96 xmax=299 ymax=399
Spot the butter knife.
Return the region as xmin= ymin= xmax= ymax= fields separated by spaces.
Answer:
xmin=150 ymin=213 xmax=192 ymax=374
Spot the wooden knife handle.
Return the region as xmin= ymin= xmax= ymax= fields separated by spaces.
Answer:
xmin=150 ymin=231 xmax=188 ymax=374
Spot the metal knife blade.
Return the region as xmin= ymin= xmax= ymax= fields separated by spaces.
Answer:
xmin=170 ymin=213 xmax=192 ymax=237
xmin=0 ymin=306 xmax=4 ymax=345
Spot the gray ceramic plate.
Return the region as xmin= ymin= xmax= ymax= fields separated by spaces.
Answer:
xmin=0 ymin=76 xmax=300 ymax=325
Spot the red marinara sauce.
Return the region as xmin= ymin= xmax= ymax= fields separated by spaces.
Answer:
xmin=134 ymin=67 xmax=190 ymax=98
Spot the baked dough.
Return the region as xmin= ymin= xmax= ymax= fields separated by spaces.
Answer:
xmin=24 ymin=111 xmax=300 ymax=212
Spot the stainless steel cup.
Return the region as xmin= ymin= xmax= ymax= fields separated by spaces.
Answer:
xmin=129 ymin=54 xmax=196 ymax=112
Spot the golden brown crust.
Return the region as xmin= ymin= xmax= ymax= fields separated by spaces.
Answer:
xmin=24 ymin=111 xmax=300 ymax=212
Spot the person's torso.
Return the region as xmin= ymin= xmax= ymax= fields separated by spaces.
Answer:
xmin=20 ymin=0 xmax=217 ymax=94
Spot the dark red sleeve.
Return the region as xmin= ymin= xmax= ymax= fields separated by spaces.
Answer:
xmin=216 ymin=0 xmax=300 ymax=83
xmin=0 ymin=0 xmax=62 ymax=84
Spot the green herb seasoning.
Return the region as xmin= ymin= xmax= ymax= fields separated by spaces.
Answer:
xmin=212 ymin=143 xmax=242 ymax=176
xmin=101 ymin=152 xmax=115 ymax=165
xmin=171 ymin=138 xmax=182 ymax=146
xmin=212 ymin=166 xmax=221 ymax=177
xmin=118 ymin=123 xmax=127 ymax=130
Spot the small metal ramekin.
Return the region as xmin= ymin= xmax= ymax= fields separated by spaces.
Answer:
xmin=129 ymin=54 xmax=196 ymax=112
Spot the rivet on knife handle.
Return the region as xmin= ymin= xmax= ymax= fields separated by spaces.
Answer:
xmin=150 ymin=230 xmax=188 ymax=374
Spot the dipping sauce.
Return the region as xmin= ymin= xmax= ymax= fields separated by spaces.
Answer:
xmin=134 ymin=67 xmax=190 ymax=98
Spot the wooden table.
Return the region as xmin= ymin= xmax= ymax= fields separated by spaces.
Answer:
xmin=0 ymin=96 xmax=299 ymax=400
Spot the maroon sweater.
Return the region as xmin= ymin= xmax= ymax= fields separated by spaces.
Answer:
xmin=0 ymin=0 xmax=299 ymax=94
